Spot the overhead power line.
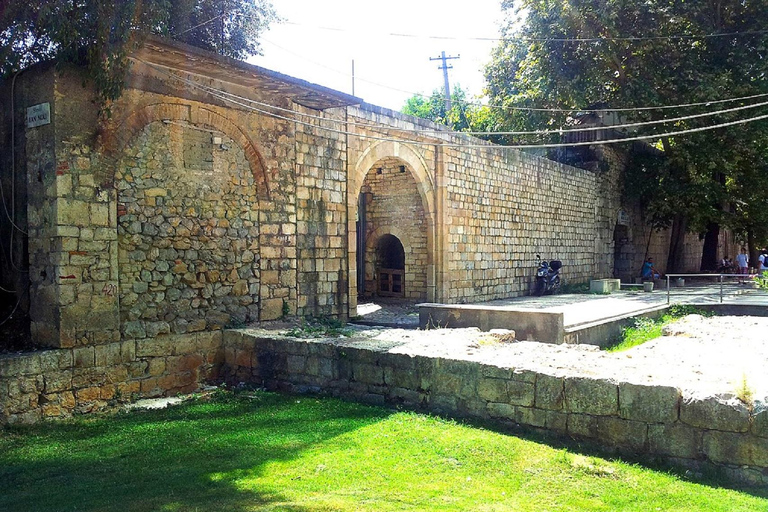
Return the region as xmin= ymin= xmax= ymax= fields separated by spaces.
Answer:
xmin=140 ymin=60 xmax=768 ymax=150
xmin=260 ymin=38 xmax=768 ymax=115
xmin=161 ymin=68 xmax=768 ymax=138
xmin=280 ymin=21 xmax=768 ymax=43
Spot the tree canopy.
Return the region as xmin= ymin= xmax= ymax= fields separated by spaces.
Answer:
xmin=0 ymin=0 xmax=276 ymax=104
xmin=401 ymin=85 xmax=500 ymax=141
xmin=486 ymin=0 xmax=768 ymax=269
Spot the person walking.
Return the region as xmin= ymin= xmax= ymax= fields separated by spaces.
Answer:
xmin=759 ymin=249 xmax=768 ymax=274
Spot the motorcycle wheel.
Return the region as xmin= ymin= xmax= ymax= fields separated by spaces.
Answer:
xmin=551 ymin=276 xmax=561 ymax=294
xmin=535 ymin=279 xmax=546 ymax=296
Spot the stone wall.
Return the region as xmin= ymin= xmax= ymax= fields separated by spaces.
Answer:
xmin=347 ymin=105 xmax=611 ymax=304
xmin=221 ymin=330 xmax=768 ymax=486
xmin=294 ymin=106 xmax=349 ymax=318
xmin=0 ymin=332 xmax=221 ymax=424
xmin=361 ymin=157 xmax=429 ymax=300
xmin=116 ymin=120 xmax=261 ymax=337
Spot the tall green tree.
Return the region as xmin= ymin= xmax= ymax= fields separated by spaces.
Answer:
xmin=486 ymin=0 xmax=768 ymax=270
xmin=401 ymin=85 xmax=501 ymax=142
xmin=0 ymin=0 xmax=276 ymax=104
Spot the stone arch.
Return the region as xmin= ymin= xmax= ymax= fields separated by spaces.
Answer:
xmin=100 ymin=102 xmax=270 ymax=199
xmin=367 ymin=225 xmax=413 ymax=256
xmin=349 ymin=142 xmax=436 ymax=306
xmin=350 ymin=141 xmax=435 ymax=216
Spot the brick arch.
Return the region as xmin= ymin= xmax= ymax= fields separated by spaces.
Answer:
xmin=100 ymin=102 xmax=270 ymax=199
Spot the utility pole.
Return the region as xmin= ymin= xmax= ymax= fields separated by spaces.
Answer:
xmin=430 ymin=51 xmax=460 ymax=112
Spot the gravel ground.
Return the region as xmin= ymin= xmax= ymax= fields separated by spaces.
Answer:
xmin=340 ymin=314 xmax=768 ymax=401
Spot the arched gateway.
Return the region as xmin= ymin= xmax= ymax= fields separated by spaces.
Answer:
xmin=348 ymin=141 xmax=437 ymax=312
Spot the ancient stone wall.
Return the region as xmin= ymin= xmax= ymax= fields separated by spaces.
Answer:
xmin=0 ymin=332 xmax=221 ymax=424
xmin=221 ymin=331 xmax=768 ymax=486
xmin=294 ymin=106 xmax=349 ymax=318
xmin=347 ymin=105 xmax=610 ymax=304
xmin=361 ymin=157 xmax=429 ymax=300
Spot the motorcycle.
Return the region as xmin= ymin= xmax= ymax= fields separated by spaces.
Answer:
xmin=534 ymin=254 xmax=562 ymax=296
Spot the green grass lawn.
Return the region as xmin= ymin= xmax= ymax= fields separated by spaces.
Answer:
xmin=1 ymin=390 xmax=766 ymax=511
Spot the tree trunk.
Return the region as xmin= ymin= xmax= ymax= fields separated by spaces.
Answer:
xmin=748 ymin=228 xmax=757 ymax=271
xmin=700 ymin=222 xmax=720 ymax=271
xmin=666 ymin=214 xmax=687 ymax=273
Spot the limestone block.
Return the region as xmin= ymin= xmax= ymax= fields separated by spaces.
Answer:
xmin=648 ymin=423 xmax=702 ymax=460
xmin=384 ymin=366 xmax=419 ymax=390
xmin=43 ymin=371 xmax=73 ymax=393
xmin=618 ymin=382 xmax=680 ymax=423
xmin=703 ymin=431 xmax=768 ymax=466
xmin=564 ymin=377 xmax=618 ymax=415
xmin=752 ymin=401 xmax=768 ymax=438
xmin=478 ymin=378 xmax=507 ymax=403
xmin=355 ymin=363 xmax=384 ymax=386
xmin=568 ymin=413 xmax=599 ymax=439
xmin=680 ymin=395 xmax=751 ymax=432
xmin=535 ymin=374 xmax=564 ymax=411
xmin=0 ymin=354 xmax=42 ymax=378
xmin=487 ymin=402 xmax=515 ymax=420
xmin=597 ymin=416 xmax=647 ymax=452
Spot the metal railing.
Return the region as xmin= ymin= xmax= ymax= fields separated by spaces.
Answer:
xmin=664 ymin=273 xmax=756 ymax=304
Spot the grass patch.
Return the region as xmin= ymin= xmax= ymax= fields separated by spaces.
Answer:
xmin=606 ymin=305 xmax=712 ymax=352
xmin=1 ymin=390 xmax=765 ymax=511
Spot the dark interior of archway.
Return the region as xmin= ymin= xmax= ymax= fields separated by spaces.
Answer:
xmin=377 ymin=234 xmax=405 ymax=269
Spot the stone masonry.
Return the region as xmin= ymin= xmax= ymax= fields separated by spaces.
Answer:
xmin=221 ymin=329 xmax=768 ymax=487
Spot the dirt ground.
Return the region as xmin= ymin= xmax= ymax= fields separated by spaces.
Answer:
xmin=344 ymin=314 xmax=768 ymax=402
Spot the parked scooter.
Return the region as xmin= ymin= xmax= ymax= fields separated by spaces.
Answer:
xmin=534 ymin=255 xmax=562 ymax=296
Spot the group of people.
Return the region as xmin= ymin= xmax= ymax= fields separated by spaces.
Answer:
xmin=734 ymin=247 xmax=768 ymax=275
xmin=641 ymin=247 xmax=768 ymax=282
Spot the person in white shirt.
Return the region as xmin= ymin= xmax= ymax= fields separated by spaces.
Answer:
xmin=736 ymin=248 xmax=749 ymax=275
xmin=759 ymin=249 xmax=768 ymax=274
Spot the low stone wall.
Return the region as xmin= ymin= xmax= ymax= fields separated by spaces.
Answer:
xmin=0 ymin=332 xmax=222 ymax=424
xmin=222 ymin=330 xmax=768 ymax=486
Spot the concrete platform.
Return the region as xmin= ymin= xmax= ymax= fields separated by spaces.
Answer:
xmin=418 ymin=284 xmax=768 ymax=347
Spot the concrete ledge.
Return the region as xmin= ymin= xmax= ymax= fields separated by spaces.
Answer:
xmin=590 ymin=279 xmax=621 ymax=293
xmin=418 ymin=303 xmax=565 ymax=343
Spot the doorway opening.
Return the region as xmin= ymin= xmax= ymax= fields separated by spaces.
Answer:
xmin=377 ymin=234 xmax=405 ymax=297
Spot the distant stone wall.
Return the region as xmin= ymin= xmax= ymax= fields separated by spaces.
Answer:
xmin=221 ymin=331 xmax=768 ymax=486
xmin=0 ymin=332 xmax=222 ymax=424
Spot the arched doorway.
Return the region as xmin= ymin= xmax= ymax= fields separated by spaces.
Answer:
xmin=376 ymin=234 xmax=405 ymax=297
xmin=357 ymin=158 xmax=429 ymax=301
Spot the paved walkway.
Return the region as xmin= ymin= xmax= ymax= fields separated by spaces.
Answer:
xmin=352 ymin=282 xmax=768 ymax=329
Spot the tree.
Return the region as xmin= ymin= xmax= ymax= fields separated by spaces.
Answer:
xmin=401 ymin=85 xmax=501 ymax=141
xmin=0 ymin=0 xmax=276 ymax=105
xmin=486 ymin=0 xmax=768 ymax=271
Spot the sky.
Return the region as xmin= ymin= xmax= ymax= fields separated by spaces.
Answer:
xmin=248 ymin=0 xmax=506 ymax=111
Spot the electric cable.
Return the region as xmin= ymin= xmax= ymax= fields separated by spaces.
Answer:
xmin=141 ymin=60 xmax=768 ymax=150
xmin=279 ymin=20 xmax=768 ymax=44
xmin=259 ymin=38 xmax=768 ymax=114
xmin=151 ymin=62 xmax=768 ymax=140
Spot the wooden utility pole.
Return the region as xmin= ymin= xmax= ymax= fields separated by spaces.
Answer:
xmin=430 ymin=51 xmax=460 ymax=111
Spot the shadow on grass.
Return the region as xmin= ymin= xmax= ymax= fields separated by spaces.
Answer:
xmin=0 ymin=391 xmax=392 ymax=512
xmin=457 ymin=413 xmax=768 ymax=500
